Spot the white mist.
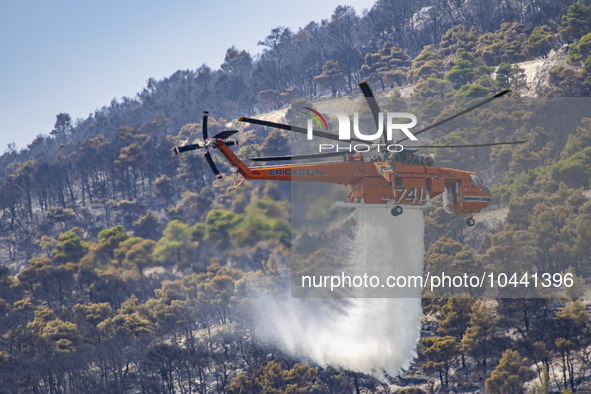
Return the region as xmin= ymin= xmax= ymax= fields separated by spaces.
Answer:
xmin=253 ymin=208 xmax=424 ymax=378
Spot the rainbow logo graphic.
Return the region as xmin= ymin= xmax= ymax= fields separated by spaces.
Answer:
xmin=303 ymin=107 xmax=329 ymax=132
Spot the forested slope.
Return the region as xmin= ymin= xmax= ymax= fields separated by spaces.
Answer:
xmin=1 ymin=0 xmax=591 ymax=392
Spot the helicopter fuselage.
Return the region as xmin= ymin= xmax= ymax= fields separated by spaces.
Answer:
xmin=214 ymin=139 xmax=491 ymax=215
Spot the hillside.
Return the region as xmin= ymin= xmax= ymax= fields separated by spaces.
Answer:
xmin=1 ymin=1 xmax=591 ymax=392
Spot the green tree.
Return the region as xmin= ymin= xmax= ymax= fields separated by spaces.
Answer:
xmin=413 ymin=76 xmax=453 ymax=99
xmin=52 ymin=229 xmax=89 ymax=265
xmin=257 ymin=87 xmax=300 ymax=111
xmin=229 ymin=200 xmax=291 ymax=246
xmin=221 ymin=46 xmax=253 ymax=74
xmin=582 ymin=55 xmax=591 ymax=90
xmin=556 ymin=301 xmax=589 ymax=344
xmin=476 ymin=22 xmax=528 ymax=65
xmin=439 ymin=24 xmax=478 ymax=57
xmin=573 ymin=212 xmax=591 ymax=259
xmin=112 ymin=199 xmax=147 ymax=229
xmin=132 ymin=210 xmax=162 ymax=240
xmin=485 ymin=349 xmax=535 ymax=394
xmin=115 ymin=237 xmax=157 ymax=275
xmin=558 ymin=1 xmax=591 ymax=43
xmin=37 ymin=235 xmax=58 ymax=260
xmin=260 ymin=130 xmax=290 ymax=157
xmin=438 ymin=296 xmax=475 ymax=367
xmin=50 ymin=113 xmax=72 ymax=139
xmin=555 ymin=337 xmax=577 ymax=392
xmin=455 ymin=83 xmax=490 ymax=97
xmin=444 ymin=52 xmax=477 ymax=88
xmin=546 ymin=65 xmax=583 ymax=96
xmin=205 ymin=209 xmax=242 ymax=243
xmin=523 ymin=26 xmax=554 ymax=58
xmin=115 ymin=139 xmax=150 ymax=200
xmin=45 ymin=207 xmax=77 ymax=231
xmin=79 ymin=225 xmax=131 ymax=271
xmin=153 ymin=220 xmax=197 ymax=268
xmin=422 ymin=336 xmax=458 ymax=388
xmin=196 ymin=270 xmax=236 ymax=325
xmin=495 ymin=62 xmax=525 ymax=89
xmin=73 ymin=302 xmax=112 ymax=345
xmin=98 ymin=296 xmax=153 ymax=340
xmin=154 ymin=174 xmax=174 ymax=207
xmin=483 ymin=227 xmax=541 ymax=273
xmin=451 ymin=246 xmax=481 ymax=278
xmin=226 ymin=361 xmax=320 ymax=393
xmin=98 ymin=225 xmax=130 ymax=254
xmin=314 ymin=60 xmax=346 ymax=97
xmin=398 ymin=388 xmax=426 ymax=394
xmin=562 ymin=118 xmax=591 ymax=158
xmin=424 ymin=237 xmax=462 ymax=275
xmin=19 ymin=257 xmax=77 ymax=308
xmin=409 ymin=45 xmax=444 ymax=82
xmin=461 ymin=301 xmax=498 ymax=370
xmin=551 ymin=146 xmax=591 ymax=188
xmin=568 ymin=32 xmax=591 ymax=63
xmin=41 ymin=318 xmax=81 ymax=353
xmin=28 ymin=306 xmax=81 ymax=354
xmin=361 ymin=42 xmax=410 ymax=89
xmin=8 ymin=160 xmax=36 ymax=220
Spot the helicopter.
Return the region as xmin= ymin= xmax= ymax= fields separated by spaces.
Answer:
xmin=173 ymin=82 xmax=525 ymax=226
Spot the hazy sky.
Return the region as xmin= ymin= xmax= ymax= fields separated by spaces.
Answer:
xmin=0 ymin=0 xmax=376 ymax=151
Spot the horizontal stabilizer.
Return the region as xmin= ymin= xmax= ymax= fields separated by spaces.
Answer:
xmin=212 ymin=130 xmax=239 ymax=140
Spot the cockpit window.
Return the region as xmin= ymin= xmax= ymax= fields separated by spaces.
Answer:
xmin=470 ymin=174 xmax=481 ymax=187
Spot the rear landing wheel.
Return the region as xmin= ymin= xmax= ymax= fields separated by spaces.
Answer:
xmin=466 ymin=217 xmax=475 ymax=227
xmin=390 ymin=206 xmax=403 ymax=217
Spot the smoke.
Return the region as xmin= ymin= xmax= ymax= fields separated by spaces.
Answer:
xmin=251 ymin=207 xmax=425 ymax=378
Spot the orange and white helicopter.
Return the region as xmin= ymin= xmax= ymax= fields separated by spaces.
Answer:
xmin=173 ymin=82 xmax=525 ymax=226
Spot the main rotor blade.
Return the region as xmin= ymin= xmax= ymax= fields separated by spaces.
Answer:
xmin=173 ymin=144 xmax=202 ymax=154
xmin=249 ymin=151 xmax=350 ymax=162
xmin=204 ymin=151 xmax=222 ymax=179
xmin=202 ymin=111 xmax=209 ymax=140
xmin=239 ymin=116 xmax=367 ymax=144
xmin=358 ymin=81 xmax=381 ymax=132
xmin=405 ymin=140 xmax=527 ymax=149
xmin=248 ymin=140 xmax=526 ymax=161
xmin=396 ymin=89 xmax=512 ymax=144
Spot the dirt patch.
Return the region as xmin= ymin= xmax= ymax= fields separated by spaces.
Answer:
xmin=252 ymin=108 xmax=288 ymax=123
xmin=473 ymin=206 xmax=509 ymax=225
xmin=515 ymin=45 xmax=571 ymax=97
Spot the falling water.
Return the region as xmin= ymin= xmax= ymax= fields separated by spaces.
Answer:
xmin=252 ymin=207 xmax=425 ymax=378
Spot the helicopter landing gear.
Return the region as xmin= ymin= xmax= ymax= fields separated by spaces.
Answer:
xmin=391 ymin=206 xmax=403 ymax=217
xmin=466 ymin=217 xmax=475 ymax=227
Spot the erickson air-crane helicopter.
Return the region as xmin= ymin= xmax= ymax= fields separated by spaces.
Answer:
xmin=173 ymin=82 xmax=525 ymax=226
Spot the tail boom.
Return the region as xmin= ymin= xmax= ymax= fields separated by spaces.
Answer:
xmin=214 ymin=139 xmax=362 ymax=184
